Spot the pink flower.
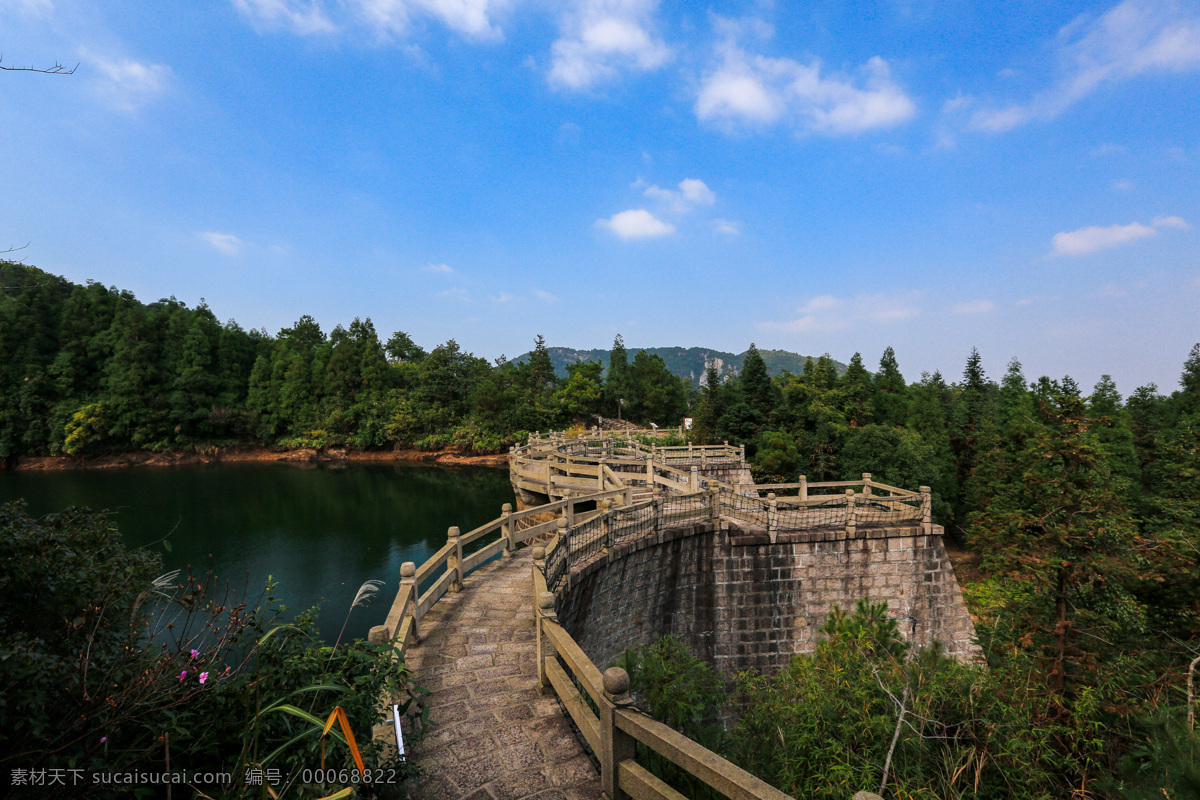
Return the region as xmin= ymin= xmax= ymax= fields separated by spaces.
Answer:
xmin=178 ymin=670 xmax=187 ymax=681
xmin=100 ymin=737 xmax=107 ymax=744
xmin=199 ymin=672 xmax=209 ymax=685
xmin=190 ymin=649 xmax=200 ymax=660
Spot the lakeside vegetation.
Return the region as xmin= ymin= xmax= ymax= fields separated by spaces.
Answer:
xmin=4 ymin=260 xmax=1200 ymax=796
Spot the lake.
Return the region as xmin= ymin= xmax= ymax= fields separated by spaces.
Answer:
xmin=0 ymin=461 xmax=515 ymax=643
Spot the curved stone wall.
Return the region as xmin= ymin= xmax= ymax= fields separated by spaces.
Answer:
xmin=554 ymin=521 xmax=978 ymax=677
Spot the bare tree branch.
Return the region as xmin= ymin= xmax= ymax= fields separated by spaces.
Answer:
xmin=0 ymin=55 xmax=78 ymax=74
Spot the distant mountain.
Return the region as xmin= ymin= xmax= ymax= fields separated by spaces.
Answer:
xmin=513 ymin=346 xmax=849 ymax=387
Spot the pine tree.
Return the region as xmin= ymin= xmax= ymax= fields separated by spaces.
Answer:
xmin=840 ymin=353 xmax=873 ymax=427
xmin=872 ymin=346 xmax=908 ymax=427
xmin=971 ymin=388 xmax=1145 ymax=701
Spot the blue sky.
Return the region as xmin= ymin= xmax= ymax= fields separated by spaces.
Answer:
xmin=2 ymin=0 xmax=1198 ymax=394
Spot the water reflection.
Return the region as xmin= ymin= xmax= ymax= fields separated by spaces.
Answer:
xmin=0 ymin=462 xmax=514 ymax=642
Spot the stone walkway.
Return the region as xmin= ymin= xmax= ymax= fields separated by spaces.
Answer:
xmin=402 ymin=549 xmax=602 ymax=800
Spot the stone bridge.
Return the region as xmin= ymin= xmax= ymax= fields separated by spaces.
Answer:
xmin=370 ymin=431 xmax=978 ymax=800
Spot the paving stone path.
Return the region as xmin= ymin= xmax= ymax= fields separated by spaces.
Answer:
xmin=403 ymin=549 xmax=602 ymax=800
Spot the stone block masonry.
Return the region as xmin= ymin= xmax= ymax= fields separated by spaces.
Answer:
xmin=555 ymin=522 xmax=978 ymax=677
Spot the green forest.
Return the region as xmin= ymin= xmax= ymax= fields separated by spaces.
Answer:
xmin=4 ymin=260 xmax=1200 ymax=796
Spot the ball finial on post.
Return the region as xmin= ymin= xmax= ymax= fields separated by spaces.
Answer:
xmin=603 ymin=667 xmax=631 ymax=698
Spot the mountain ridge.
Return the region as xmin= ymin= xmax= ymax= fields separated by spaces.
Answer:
xmin=513 ymin=346 xmax=849 ymax=387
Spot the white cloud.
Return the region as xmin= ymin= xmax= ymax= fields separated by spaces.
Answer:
xmin=1051 ymin=215 xmax=1190 ymax=256
xmin=970 ymin=0 xmax=1200 ymax=132
xmin=952 ymin=300 xmax=995 ymax=315
xmin=1052 ymin=221 xmax=1156 ymax=255
xmin=713 ymin=219 xmax=741 ymax=235
xmin=548 ymin=0 xmax=670 ymax=90
xmin=1152 ymin=215 xmax=1191 ymax=230
xmin=439 ymin=288 xmax=470 ymax=300
xmin=1112 ymin=179 xmax=1135 ymax=191
xmin=491 ymin=291 xmax=515 ymax=302
xmin=760 ymin=292 xmax=920 ymax=334
xmin=424 ymin=262 xmax=455 ymax=273
xmin=533 ymin=288 xmax=558 ymax=302
xmin=83 ymin=51 xmax=171 ymax=111
xmin=2 ymin=0 xmax=53 ymax=17
xmin=598 ymin=209 xmax=675 ymax=239
xmin=696 ymin=35 xmax=916 ymax=135
xmin=232 ymin=0 xmax=337 ymax=35
xmin=350 ymin=0 xmax=507 ymax=40
xmin=643 ymin=178 xmax=716 ymax=213
xmin=200 ymin=232 xmax=244 ymax=256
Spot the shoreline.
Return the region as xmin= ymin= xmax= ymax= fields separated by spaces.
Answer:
xmin=4 ymin=445 xmax=509 ymax=472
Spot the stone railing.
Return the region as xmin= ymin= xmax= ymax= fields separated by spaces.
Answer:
xmin=532 ymin=564 xmax=794 ymax=800
xmin=372 ymin=433 xmax=934 ymax=800
xmin=367 ymin=488 xmax=629 ymax=657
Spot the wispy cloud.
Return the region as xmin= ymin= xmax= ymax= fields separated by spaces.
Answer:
xmin=643 ymin=178 xmax=716 ymax=213
xmin=200 ymin=231 xmax=244 ymax=256
xmin=695 ymin=28 xmax=915 ymax=135
xmin=439 ymin=288 xmax=470 ymax=300
xmin=759 ymin=292 xmax=921 ymax=334
xmin=713 ymin=219 xmax=741 ymax=235
xmin=533 ymin=288 xmax=558 ymax=302
xmin=350 ymin=0 xmax=507 ymax=40
xmin=1051 ymin=215 xmax=1189 ymax=256
xmin=232 ymin=0 xmax=337 ymax=35
xmin=491 ymin=291 xmax=515 ymax=303
xmin=548 ymin=0 xmax=670 ymax=90
xmin=424 ymin=262 xmax=455 ymax=273
xmin=970 ymin=0 xmax=1200 ymax=132
xmin=597 ymin=208 xmax=675 ymax=239
xmin=83 ymin=50 xmax=171 ymax=111
xmin=952 ymin=299 xmax=994 ymax=315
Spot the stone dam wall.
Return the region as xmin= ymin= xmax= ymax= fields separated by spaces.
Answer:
xmin=555 ymin=522 xmax=978 ymax=677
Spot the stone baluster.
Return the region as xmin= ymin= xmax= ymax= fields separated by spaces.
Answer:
xmin=601 ymin=498 xmax=613 ymax=553
xmin=400 ymin=560 xmax=419 ymax=641
xmin=799 ymin=474 xmax=808 ymax=501
xmin=500 ymin=503 xmax=513 ymax=558
xmin=690 ymin=465 xmax=699 ymax=492
xmin=767 ymin=492 xmax=778 ymax=543
xmin=565 ymin=496 xmax=575 ymax=527
xmin=532 ymin=546 xmax=546 ymax=611
xmin=536 ymin=591 xmax=557 ymax=691
xmin=920 ymin=485 xmax=932 ymax=536
xmin=739 ymin=443 xmax=746 ymax=463
xmin=845 ymin=489 xmax=857 ymax=538
xmin=447 ymin=526 xmax=463 ymax=592
xmin=862 ymin=472 xmax=873 ymax=498
xmin=600 ymin=667 xmax=635 ymax=799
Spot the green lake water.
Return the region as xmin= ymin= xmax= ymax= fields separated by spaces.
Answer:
xmin=0 ymin=462 xmax=515 ymax=643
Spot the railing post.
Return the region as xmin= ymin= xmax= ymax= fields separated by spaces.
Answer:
xmin=767 ymin=492 xmax=778 ymax=543
xmin=537 ymin=591 xmax=557 ymax=691
xmin=532 ymin=546 xmax=546 ymax=612
xmin=600 ymin=667 xmax=636 ymax=799
xmin=920 ymin=485 xmax=932 ymax=536
xmin=862 ymin=472 xmax=873 ymax=498
xmin=701 ymin=448 xmax=708 ymax=468
xmin=799 ymin=474 xmax=808 ymax=501
xmin=690 ymin=465 xmax=699 ymax=492
xmin=401 ymin=560 xmax=419 ymax=643
xmin=739 ymin=443 xmax=746 ymax=463
xmin=646 ymin=457 xmax=655 ymax=489
xmin=566 ymin=497 xmax=575 ymax=527
xmin=501 ymin=503 xmax=513 ymax=558
xmin=597 ymin=459 xmax=605 ymax=491
xmin=708 ymin=486 xmax=719 ymax=525
xmin=447 ymin=527 xmax=463 ymax=592
xmin=601 ymin=498 xmax=613 ymax=553
xmin=845 ymin=489 xmax=857 ymax=537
